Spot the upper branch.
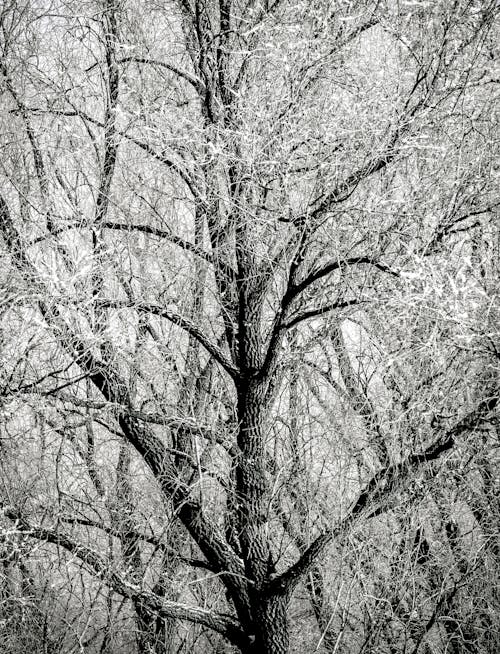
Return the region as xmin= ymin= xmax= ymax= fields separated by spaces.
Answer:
xmin=255 ymin=255 xmax=392 ymax=380
xmin=309 ymin=151 xmax=396 ymax=220
xmin=96 ymin=299 xmax=240 ymax=379
xmin=102 ymin=221 xmax=236 ymax=280
xmin=288 ymin=257 xmax=399 ymax=301
xmin=306 ymin=60 xmax=435 ymax=224
xmin=94 ymin=2 xmax=119 ymax=229
xmin=86 ymin=56 xmax=205 ymax=94
xmin=12 ymin=106 xmax=202 ymax=202
xmin=280 ymin=299 xmax=361 ymax=331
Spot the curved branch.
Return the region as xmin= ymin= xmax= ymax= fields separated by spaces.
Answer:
xmin=269 ymin=394 xmax=498 ymax=596
xmin=422 ymin=203 xmax=500 ymax=255
xmin=96 ymin=299 xmax=240 ymax=379
xmin=12 ymin=106 xmax=202 ymax=201
xmin=268 ymin=431 xmax=455 ymax=596
xmin=255 ymin=255 xmax=394 ymax=379
xmin=310 ymin=152 xmax=395 ymax=219
xmin=102 ymin=221 xmax=236 ymax=279
xmin=0 ymin=507 xmax=245 ymax=645
xmin=281 ymin=299 xmax=361 ymax=330
xmin=118 ymin=56 xmax=204 ymax=93
xmin=86 ymin=56 xmax=203 ymax=93
xmin=0 ymin=196 xmax=249 ymax=617
xmin=290 ymin=257 xmax=399 ymax=301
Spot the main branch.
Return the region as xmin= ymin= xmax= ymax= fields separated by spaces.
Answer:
xmin=0 ymin=506 xmax=245 ymax=646
xmin=268 ymin=395 xmax=498 ymax=596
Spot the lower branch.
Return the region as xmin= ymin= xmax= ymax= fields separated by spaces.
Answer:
xmin=269 ymin=396 xmax=498 ymax=596
xmin=0 ymin=505 xmax=245 ymax=647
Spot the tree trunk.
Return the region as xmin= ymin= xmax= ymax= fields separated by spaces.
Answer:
xmin=242 ymin=594 xmax=289 ymax=654
xmin=234 ymin=366 xmax=290 ymax=652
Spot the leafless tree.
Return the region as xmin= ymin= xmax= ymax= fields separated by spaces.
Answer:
xmin=0 ymin=1 xmax=498 ymax=653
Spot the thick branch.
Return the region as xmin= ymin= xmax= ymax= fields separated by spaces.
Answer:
xmin=270 ymin=394 xmax=498 ymax=596
xmin=96 ymin=299 xmax=240 ymax=379
xmin=310 ymin=152 xmax=396 ymax=219
xmin=281 ymin=299 xmax=361 ymax=330
xmin=267 ymin=431 xmax=455 ymax=596
xmin=0 ymin=196 xmax=249 ymax=616
xmin=289 ymin=257 xmax=398 ymax=301
xmin=0 ymin=507 xmax=244 ymax=645
xmin=259 ymin=297 xmax=352 ymax=384
xmin=102 ymin=221 xmax=236 ymax=279
xmin=94 ymin=5 xmax=119 ymax=230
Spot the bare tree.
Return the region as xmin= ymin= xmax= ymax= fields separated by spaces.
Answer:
xmin=0 ymin=1 xmax=498 ymax=653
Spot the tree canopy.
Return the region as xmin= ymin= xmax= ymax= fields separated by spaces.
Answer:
xmin=0 ymin=1 xmax=499 ymax=653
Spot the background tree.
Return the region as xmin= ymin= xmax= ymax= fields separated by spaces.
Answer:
xmin=0 ymin=0 xmax=498 ymax=653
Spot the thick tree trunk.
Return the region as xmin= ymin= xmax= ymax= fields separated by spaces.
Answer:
xmin=238 ymin=594 xmax=289 ymax=654
xmin=253 ymin=595 xmax=289 ymax=654
xmin=234 ymin=338 xmax=291 ymax=652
